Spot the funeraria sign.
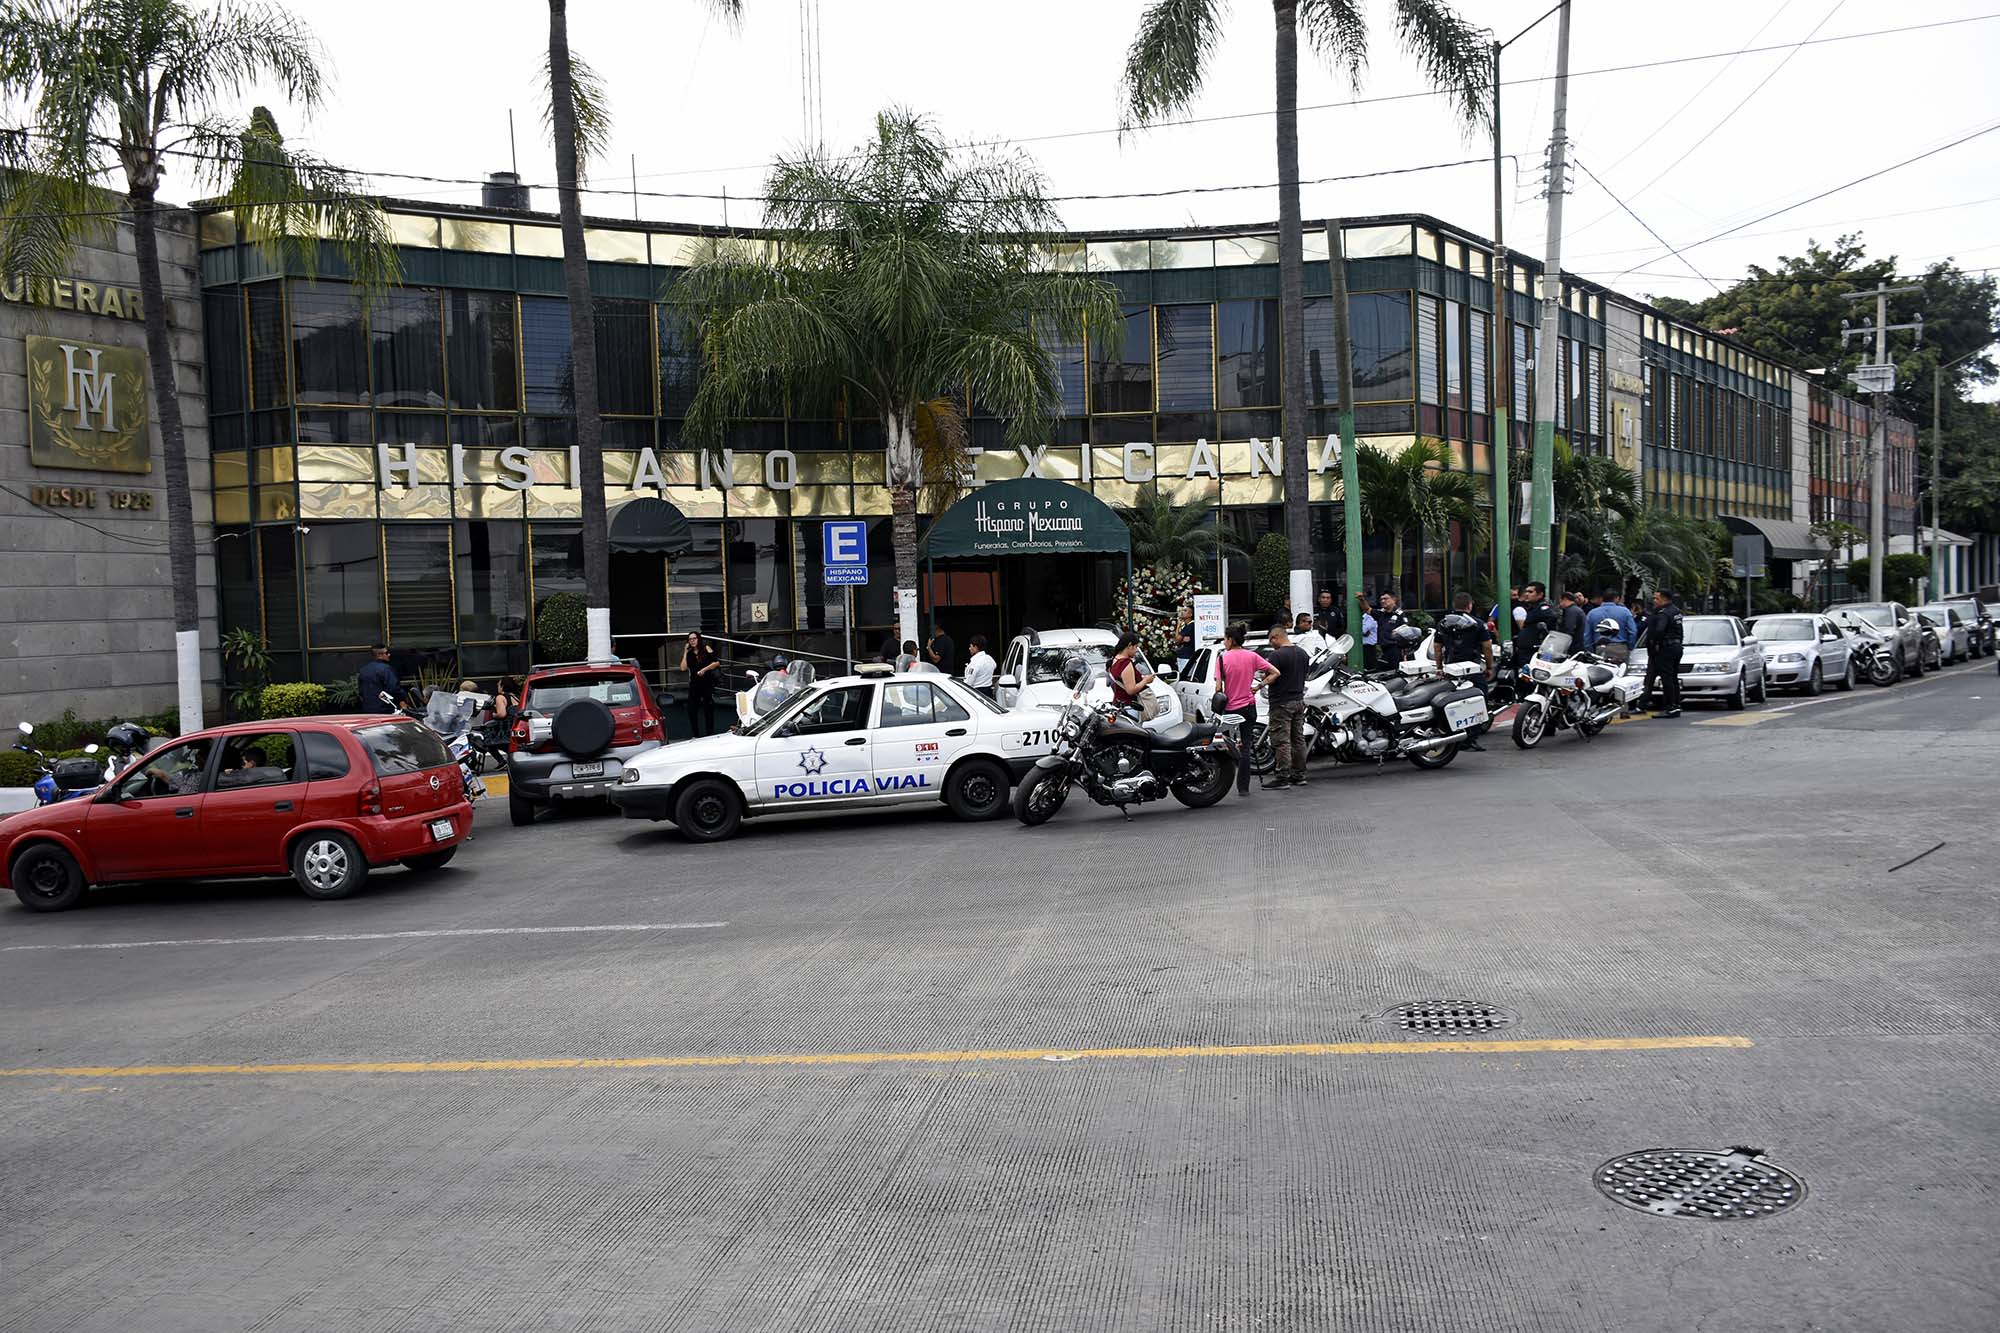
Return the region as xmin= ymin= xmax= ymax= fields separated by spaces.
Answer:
xmin=372 ymin=436 xmax=1347 ymax=492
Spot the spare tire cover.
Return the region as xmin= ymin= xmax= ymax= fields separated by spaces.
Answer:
xmin=552 ymin=698 xmax=616 ymax=757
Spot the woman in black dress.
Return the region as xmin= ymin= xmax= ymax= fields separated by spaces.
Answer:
xmin=680 ymin=631 xmax=723 ymax=736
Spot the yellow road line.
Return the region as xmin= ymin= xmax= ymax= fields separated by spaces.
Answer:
xmin=0 ymin=1035 xmax=1752 ymax=1080
xmin=1693 ymin=713 xmax=1781 ymax=726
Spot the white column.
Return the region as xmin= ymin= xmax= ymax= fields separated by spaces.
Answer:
xmin=586 ymin=607 xmax=612 ymax=661
xmin=175 ymin=630 xmax=202 ymax=735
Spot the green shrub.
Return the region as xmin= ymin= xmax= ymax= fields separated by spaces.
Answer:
xmin=0 ymin=750 xmax=43 ymax=788
xmin=537 ymin=591 xmax=588 ymax=662
xmin=256 ymin=682 xmax=328 ymax=720
xmin=1250 ymin=533 xmax=1291 ymax=624
xmin=322 ymin=678 xmax=360 ymax=711
xmin=1846 ymin=554 xmax=1931 ymax=604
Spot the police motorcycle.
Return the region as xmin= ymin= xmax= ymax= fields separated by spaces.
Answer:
xmin=383 ymin=690 xmax=488 ymax=800
xmin=1508 ymin=631 xmax=1646 ymax=749
xmin=1302 ymin=631 xmax=1488 ymax=771
xmin=1013 ymin=655 xmax=1237 ymax=825
xmin=12 ymin=722 xmax=114 ymax=806
xmin=734 ymin=658 xmax=817 ymax=728
xmin=1834 ymin=621 xmax=1900 ymax=687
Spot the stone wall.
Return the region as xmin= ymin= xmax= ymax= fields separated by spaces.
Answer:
xmin=0 ymin=209 xmax=216 ymax=728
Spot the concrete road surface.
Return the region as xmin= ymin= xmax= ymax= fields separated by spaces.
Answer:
xmin=2 ymin=659 xmax=1995 ymax=1331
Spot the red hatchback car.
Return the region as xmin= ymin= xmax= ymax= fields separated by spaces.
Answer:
xmin=0 ymin=715 xmax=473 ymax=912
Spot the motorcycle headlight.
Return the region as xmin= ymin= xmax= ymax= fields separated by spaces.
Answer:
xmin=1531 ymin=667 xmax=1551 ymax=680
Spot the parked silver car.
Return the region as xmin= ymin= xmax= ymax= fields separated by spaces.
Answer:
xmin=1634 ymin=615 xmax=1768 ymax=709
xmin=1747 ymin=613 xmax=1857 ymax=694
xmin=1827 ymin=603 xmax=1925 ymax=680
xmin=1914 ymin=606 xmax=1971 ymax=663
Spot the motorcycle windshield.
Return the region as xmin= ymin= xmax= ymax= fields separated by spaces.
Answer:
xmin=1538 ymin=631 xmax=1573 ymax=660
xmin=424 ymin=693 xmax=480 ymax=738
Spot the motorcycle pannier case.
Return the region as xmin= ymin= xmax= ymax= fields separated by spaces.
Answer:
xmin=1606 ymin=674 xmax=1646 ymax=705
xmin=51 ymin=757 xmax=103 ymax=791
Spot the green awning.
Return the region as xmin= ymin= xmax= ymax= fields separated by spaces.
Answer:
xmin=917 ymin=478 xmax=1130 ymax=560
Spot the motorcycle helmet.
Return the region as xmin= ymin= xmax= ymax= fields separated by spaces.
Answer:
xmin=1060 ymin=654 xmax=1092 ymax=690
xmin=105 ymin=721 xmax=151 ymax=755
xmin=1438 ymin=613 xmax=1477 ymax=631
xmin=1392 ymin=624 xmax=1424 ymax=645
xmin=1592 ymin=617 xmax=1623 ymax=640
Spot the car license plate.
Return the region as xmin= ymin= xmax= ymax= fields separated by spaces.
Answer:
xmin=570 ymin=760 xmax=604 ymax=779
xmin=428 ymin=817 xmax=456 ymax=842
xmin=1443 ymin=697 xmax=1488 ymax=731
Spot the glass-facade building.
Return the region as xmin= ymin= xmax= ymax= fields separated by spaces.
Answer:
xmin=193 ymin=202 xmax=1844 ymax=690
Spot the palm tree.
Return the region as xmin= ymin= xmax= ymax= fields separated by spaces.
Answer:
xmin=0 ymin=0 xmax=397 ymax=730
xmin=676 ymin=108 xmax=1122 ymax=593
xmin=1355 ymin=438 xmax=1488 ymax=604
xmin=1551 ymin=440 xmax=1639 ymax=579
xmin=1586 ymin=507 xmax=1725 ymax=600
xmin=1120 ymin=0 xmax=1489 ymax=606
xmin=1124 ymin=489 xmax=1245 ymax=576
xmin=545 ymin=3 xmax=737 ymax=657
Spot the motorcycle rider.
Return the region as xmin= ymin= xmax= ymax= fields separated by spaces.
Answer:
xmin=1433 ymin=590 xmax=1494 ymax=750
xmin=1642 ymin=588 xmax=1686 ymax=717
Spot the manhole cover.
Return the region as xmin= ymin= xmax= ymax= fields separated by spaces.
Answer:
xmin=1374 ymin=1000 xmax=1517 ymax=1035
xmin=1595 ymin=1147 xmax=1806 ymax=1221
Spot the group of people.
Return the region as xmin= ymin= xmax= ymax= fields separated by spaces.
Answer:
xmin=1491 ymin=581 xmax=1688 ymax=718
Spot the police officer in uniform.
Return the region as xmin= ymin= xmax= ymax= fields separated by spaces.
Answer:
xmin=1433 ymin=590 xmax=1494 ymax=750
xmin=1374 ymin=591 xmax=1410 ymax=669
xmin=1512 ymin=581 xmax=1560 ymax=667
xmin=1643 ymin=587 xmax=1685 ymax=717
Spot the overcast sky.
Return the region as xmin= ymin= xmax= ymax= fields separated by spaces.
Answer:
xmin=224 ymin=1 xmax=1997 ymax=375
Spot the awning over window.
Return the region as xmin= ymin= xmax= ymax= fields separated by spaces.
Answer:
xmin=918 ymin=478 xmax=1131 ymax=559
xmin=608 ymin=497 xmax=694 ymax=555
xmin=1720 ymin=515 xmax=1827 ymax=561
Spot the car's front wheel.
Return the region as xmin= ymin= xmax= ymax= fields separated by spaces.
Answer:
xmin=673 ymin=778 xmax=742 ymax=843
xmin=1836 ymin=657 xmax=1856 ymax=691
xmin=10 ymin=844 xmax=86 ymax=912
xmin=945 ymin=759 xmax=1010 ymax=821
xmin=292 ymin=831 xmax=368 ymax=900
xmin=1726 ymin=673 xmax=1747 ymax=710
xmin=1751 ymin=669 xmax=1768 ymax=703
xmin=1804 ymin=662 xmax=1823 ymax=696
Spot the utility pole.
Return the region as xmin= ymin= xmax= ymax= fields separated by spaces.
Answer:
xmin=1526 ymin=0 xmax=1572 ymax=590
xmin=1490 ymin=37 xmax=1512 ymax=645
xmin=1841 ymin=283 xmax=1921 ymax=601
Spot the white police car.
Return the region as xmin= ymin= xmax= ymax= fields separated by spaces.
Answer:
xmin=609 ymin=664 xmax=1067 ymax=841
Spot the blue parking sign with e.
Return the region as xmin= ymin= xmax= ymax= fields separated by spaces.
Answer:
xmin=823 ymin=520 xmax=869 ymax=586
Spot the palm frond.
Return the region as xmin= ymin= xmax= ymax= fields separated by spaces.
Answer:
xmin=540 ymin=44 xmax=611 ymax=179
xmin=913 ymin=396 xmax=971 ymax=514
xmin=1391 ymin=0 xmax=1493 ymax=131
xmin=157 ymin=0 xmax=325 ymax=122
xmin=1296 ymin=0 xmax=1370 ymax=87
xmin=1119 ymin=0 xmax=1229 ymax=128
xmin=188 ymin=115 xmax=400 ymax=302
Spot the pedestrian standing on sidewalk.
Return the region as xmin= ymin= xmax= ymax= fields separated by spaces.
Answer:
xmin=1356 ymin=593 xmax=1380 ymax=670
xmin=1261 ymin=623 xmax=1311 ymax=788
xmin=1217 ymin=622 xmax=1265 ymax=795
xmin=962 ymin=635 xmax=996 ymax=695
xmin=680 ymin=631 xmax=724 ymax=737
xmin=927 ymin=624 xmax=958 ymax=677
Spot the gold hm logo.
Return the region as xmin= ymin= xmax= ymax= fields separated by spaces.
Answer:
xmin=60 ymin=343 xmax=117 ymax=432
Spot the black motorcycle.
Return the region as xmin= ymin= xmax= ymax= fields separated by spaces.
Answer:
xmin=1839 ymin=624 xmax=1899 ymax=687
xmin=1014 ymin=658 xmax=1238 ymax=825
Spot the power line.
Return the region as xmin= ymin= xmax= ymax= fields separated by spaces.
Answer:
xmin=1563 ymin=192 xmax=2000 ymax=262
xmin=1571 ymin=0 xmax=1848 ymax=241
xmin=606 ymin=10 xmax=2000 ymax=188
xmin=1572 ymin=157 xmax=1722 ymax=294
xmin=0 ymin=150 xmax=1512 ymax=223
xmin=1594 ymin=0 xmax=1798 ymax=178
xmin=1608 ymin=118 xmax=2000 ymax=283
